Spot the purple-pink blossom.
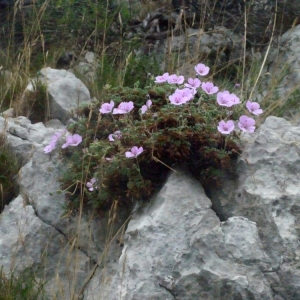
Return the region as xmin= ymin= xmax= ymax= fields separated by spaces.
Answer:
xmin=51 ymin=132 xmax=63 ymax=143
xmin=44 ymin=131 xmax=64 ymax=153
xmin=195 ymin=63 xmax=209 ymax=76
xmin=99 ymin=100 xmax=114 ymax=114
xmin=169 ymin=92 xmax=189 ymax=105
xmin=246 ymin=101 xmax=263 ymax=115
xmin=141 ymin=99 xmax=152 ymax=114
xmin=108 ymin=130 xmax=122 ymax=141
xmin=167 ymin=74 xmax=185 ymax=85
xmin=201 ymin=82 xmax=219 ymax=94
xmin=184 ymin=78 xmax=201 ymax=89
xmin=238 ymin=115 xmax=256 ymax=133
xmin=154 ymin=72 xmax=169 ymax=83
xmin=174 ymin=88 xmax=194 ymax=101
xmin=125 ymin=146 xmax=144 ymax=158
xmin=86 ymin=178 xmax=97 ymax=191
xmin=230 ymin=93 xmax=241 ymax=105
xmin=217 ymin=91 xmax=233 ymax=107
xmin=44 ymin=142 xmax=56 ymax=153
xmin=62 ymin=134 xmax=83 ymax=149
xmin=217 ymin=120 xmax=235 ymax=134
xmin=113 ymin=101 xmax=134 ymax=114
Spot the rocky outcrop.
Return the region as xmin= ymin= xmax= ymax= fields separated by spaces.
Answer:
xmin=1 ymin=23 xmax=300 ymax=298
xmin=2 ymin=113 xmax=298 ymax=299
xmin=84 ymin=115 xmax=300 ymax=299
xmin=87 ymin=166 xmax=274 ymax=300
xmin=206 ymin=116 xmax=300 ymax=299
xmin=0 ymin=114 xmax=129 ymax=299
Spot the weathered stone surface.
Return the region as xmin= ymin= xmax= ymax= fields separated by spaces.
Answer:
xmin=0 ymin=116 xmax=55 ymax=166
xmin=0 ymin=113 xmax=129 ymax=298
xmin=85 ymin=166 xmax=274 ymax=300
xmin=207 ymin=116 xmax=300 ymax=299
xmin=0 ymin=194 xmax=92 ymax=299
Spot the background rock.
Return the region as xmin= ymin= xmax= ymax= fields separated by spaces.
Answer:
xmin=25 ymin=67 xmax=92 ymax=124
xmin=254 ymin=24 xmax=300 ymax=122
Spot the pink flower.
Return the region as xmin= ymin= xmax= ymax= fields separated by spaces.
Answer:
xmin=246 ymin=101 xmax=263 ymax=115
xmin=174 ymin=88 xmax=194 ymax=101
xmin=217 ymin=91 xmax=234 ymax=107
xmin=125 ymin=146 xmax=144 ymax=158
xmin=86 ymin=178 xmax=97 ymax=191
xmin=44 ymin=131 xmax=67 ymax=153
xmin=184 ymin=78 xmax=201 ymax=89
xmin=108 ymin=130 xmax=122 ymax=141
xmin=62 ymin=134 xmax=83 ymax=149
xmin=167 ymin=74 xmax=185 ymax=85
xmin=217 ymin=120 xmax=235 ymax=134
xmin=201 ymin=82 xmax=219 ymax=94
xmin=230 ymin=93 xmax=241 ymax=105
xmin=235 ymin=83 xmax=240 ymax=88
xmin=99 ymin=100 xmax=114 ymax=114
xmin=154 ymin=72 xmax=169 ymax=83
xmin=238 ymin=115 xmax=256 ymax=133
xmin=44 ymin=142 xmax=56 ymax=153
xmin=51 ymin=132 xmax=63 ymax=143
xmin=141 ymin=99 xmax=152 ymax=114
xmin=195 ymin=63 xmax=209 ymax=76
xmin=169 ymin=93 xmax=189 ymax=105
xmin=113 ymin=101 xmax=134 ymax=114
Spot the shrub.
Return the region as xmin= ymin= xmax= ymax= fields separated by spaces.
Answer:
xmin=44 ymin=63 xmax=263 ymax=213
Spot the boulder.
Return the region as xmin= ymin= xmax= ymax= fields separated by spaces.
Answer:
xmin=0 ymin=194 xmax=92 ymax=299
xmin=86 ymin=166 xmax=273 ymax=299
xmin=206 ymin=116 xmax=300 ymax=299
xmin=25 ymin=67 xmax=92 ymax=124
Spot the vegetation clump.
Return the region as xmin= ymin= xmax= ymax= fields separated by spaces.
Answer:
xmin=0 ymin=133 xmax=19 ymax=213
xmin=50 ymin=64 xmax=261 ymax=213
xmin=0 ymin=267 xmax=46 ymax=300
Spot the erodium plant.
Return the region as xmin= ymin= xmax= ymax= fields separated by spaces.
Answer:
xmin=46 ymin=63 xmax=263 ymax=212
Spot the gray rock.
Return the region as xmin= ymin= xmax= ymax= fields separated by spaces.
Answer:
xmin=0 ymin=194 xmax=92 ymax=299
xmin=86 ymin=166 xmax=273 ymax=299
xmin=207 ymin=116 xmax=300 ymax=299
xmin=26 ymin=67 xmax=92 ymax=124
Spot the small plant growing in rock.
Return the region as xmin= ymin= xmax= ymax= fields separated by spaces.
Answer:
xmin=0 ymin=267 xmax=46 ymax=300
xmin=0 ymin=133 xmax=19 ymax=213
xmin=45 ymin=63 xmax=263 ymax=212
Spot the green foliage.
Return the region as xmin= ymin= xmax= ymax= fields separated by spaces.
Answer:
xmin=0 ymin=134 xmax=19 ymax=213
xmin=19 ymin=80 xmax=49 ymax=124
xmin=60 ymin=81 xmax=241 ymax=212
xmin=0 ymin=267 xmax=47 ymax=300
xmin=122 ymin=53 xmax=162 ymax=88
xmin=0 ymin=0 xmax=136 ymax=74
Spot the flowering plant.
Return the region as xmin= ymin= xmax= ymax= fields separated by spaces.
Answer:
xmin=59 ymin=63 xmax=263 ymax=212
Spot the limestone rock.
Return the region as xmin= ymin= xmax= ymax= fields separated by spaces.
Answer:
xmin=26 ymin=67 xmax=92 ymax=124
xmin=86 ymin=167 xmax=273 ymax=300
xmin=0 ymin=194 xmax=92 ymax=299
xmin=207 ymin=116 xmax=300 ymax=299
